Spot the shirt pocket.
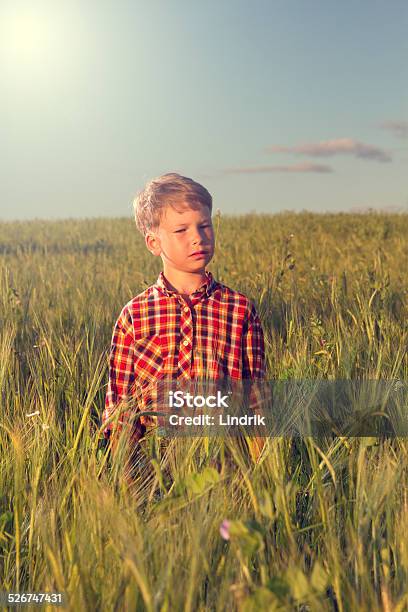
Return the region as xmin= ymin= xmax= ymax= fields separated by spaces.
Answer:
xmin=133 ymin=334 xmax=164 ymax=387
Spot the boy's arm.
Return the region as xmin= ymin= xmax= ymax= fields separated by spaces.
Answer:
xmin=242 ymin=302 xmax=266 ymax=380
xmin=242 ymin=302 xmax=268 ymax=460
xmin=103 ymin=305 xmax=143 ymax=459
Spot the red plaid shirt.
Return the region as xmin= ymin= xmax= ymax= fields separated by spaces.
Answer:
xmin=102 ymin=270 xmax=265 ymax=440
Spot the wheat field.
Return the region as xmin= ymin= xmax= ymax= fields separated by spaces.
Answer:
xmin=1 ymin=212 xmax=407 ymax=611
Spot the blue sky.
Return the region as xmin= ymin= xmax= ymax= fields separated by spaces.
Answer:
xmin=1 ymin=0 xmax=407 ymax=220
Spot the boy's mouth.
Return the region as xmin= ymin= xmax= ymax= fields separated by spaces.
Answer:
xmin=189 ymin=250 xmax=209 ymax=257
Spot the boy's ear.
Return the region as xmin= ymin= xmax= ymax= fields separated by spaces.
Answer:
xmin=145 ymin=232 xmax=161 ymax=256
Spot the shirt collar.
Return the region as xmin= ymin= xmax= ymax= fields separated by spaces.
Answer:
xmin=155 ymin=270 xmax=217 ymax=299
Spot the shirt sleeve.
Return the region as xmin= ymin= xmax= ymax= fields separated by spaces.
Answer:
xmin=102 ymin=305 xmax=138 ymax=440
xmin=242 ymin=302 xmax=266 ymax=380
xmin=242 ymin=303 xmax=269 ymax=431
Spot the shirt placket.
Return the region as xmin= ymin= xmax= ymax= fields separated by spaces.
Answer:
xmin=177 ymin=296 xmax=194 ymax=381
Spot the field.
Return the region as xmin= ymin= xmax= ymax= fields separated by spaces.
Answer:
xmin=1 ymin=212 xmax=407 ymax=611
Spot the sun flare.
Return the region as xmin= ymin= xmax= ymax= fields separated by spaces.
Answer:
xmin=1 ymin=7 xmax=59 ymax=70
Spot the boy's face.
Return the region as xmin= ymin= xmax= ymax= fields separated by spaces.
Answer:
xmin=145 ymin=202 xmax=215 ymax=274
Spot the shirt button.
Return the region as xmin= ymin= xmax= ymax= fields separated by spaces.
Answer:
xmin=183 ymin=339 xmax=189 ymax=347
xmin=183 ymin=306 xmax=189 ymax=313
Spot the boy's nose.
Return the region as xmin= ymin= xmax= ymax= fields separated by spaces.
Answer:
xmin=192 ymin=229 xmax=203 ymax=245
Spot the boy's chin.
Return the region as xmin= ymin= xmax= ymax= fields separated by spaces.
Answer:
xmin=189 ymin=256 xmax=212 ymax=269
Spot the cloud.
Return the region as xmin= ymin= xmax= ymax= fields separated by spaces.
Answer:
xmin=266 ymin=138 xmax=391 ymax=162
xmin=380 ymin=120 xmax=408 ymax=139
xmin=222 ymin=162 xmax=333 ymax=175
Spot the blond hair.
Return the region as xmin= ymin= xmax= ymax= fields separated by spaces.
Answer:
xmin=133 ymin=173 xmax=212 ymax=236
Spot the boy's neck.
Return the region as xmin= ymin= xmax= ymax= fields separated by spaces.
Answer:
xmin=162 ymin=267 xmax=208 ymax=298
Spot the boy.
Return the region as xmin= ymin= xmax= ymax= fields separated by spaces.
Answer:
xmin=102 ymin=173 xmax=266 ymax=470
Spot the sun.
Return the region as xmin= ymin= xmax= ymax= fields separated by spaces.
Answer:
xmin=1 ymin=7 xmax=58 ymax=71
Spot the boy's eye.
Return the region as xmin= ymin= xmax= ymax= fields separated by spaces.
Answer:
xmin=174 ymin=224 xmax=211 ymax=233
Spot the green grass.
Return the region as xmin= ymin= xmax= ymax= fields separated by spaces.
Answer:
xmin=0 ymin=212 xmax=407 ymax=610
